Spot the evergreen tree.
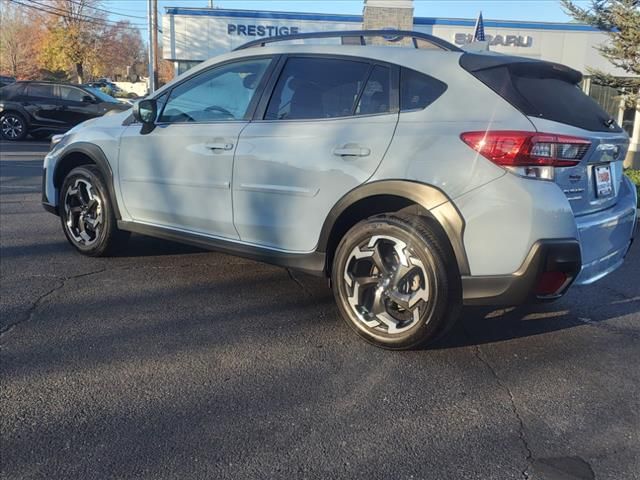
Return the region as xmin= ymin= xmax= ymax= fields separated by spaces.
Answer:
xmin=561 ymin=0 xmax=639 ymax=106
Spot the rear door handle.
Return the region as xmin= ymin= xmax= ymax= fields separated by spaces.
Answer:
xmin=333 ymin=145 xmax=371 ymax=157
xmin=206 ymin=142 xmax=234 ymax=151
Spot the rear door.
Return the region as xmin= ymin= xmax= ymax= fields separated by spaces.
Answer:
xmin=23 ymin=83 xmax=61 ymax=127
xmin=461 ymin=56 xmax=629 ymax=216
xmin=232 ymin=56 xmax=399 ymax=252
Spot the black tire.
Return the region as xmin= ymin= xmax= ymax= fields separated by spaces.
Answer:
xmin=59 ymin=165 xmax=129 ymax=256
xmin=0 ymin=111 xmax=28 ymax=141
xmin=332 ymin=213 xmax=461 ymax=350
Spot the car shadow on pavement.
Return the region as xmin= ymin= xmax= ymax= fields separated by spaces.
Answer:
xmin=433 ymin=298 xmax=640 ymax=350
xmin=111 ymin=234 xmax=206 ymax=257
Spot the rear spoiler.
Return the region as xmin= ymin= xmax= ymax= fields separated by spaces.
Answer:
xmin=459 ymin=53 xmax=582 ymax=84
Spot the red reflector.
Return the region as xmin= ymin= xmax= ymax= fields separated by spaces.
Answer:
xmin=534 ymin=271 xmax=568 ymax=296
xmin=460 ymin=131 xmax=590 ymax=167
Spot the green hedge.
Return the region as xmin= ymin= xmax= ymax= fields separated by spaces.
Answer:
xmin=624 ymin=169 xmax=640 ymax=207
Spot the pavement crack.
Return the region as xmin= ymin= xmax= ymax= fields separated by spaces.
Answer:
xmin=0 ymin=267 xmax=107 ymax=338
xmin=286 ymin=269 xmax=313 ymax=297
xmin=471 ymin=343 xmax=534 ymax=479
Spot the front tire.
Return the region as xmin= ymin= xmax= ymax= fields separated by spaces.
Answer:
xmin=332 ymin=214 xmax=461 ymax=350
xmin=0 ymin=112 xmax=28 ymax=141
xmin=59 ymin=165 xmax=129 ymax=256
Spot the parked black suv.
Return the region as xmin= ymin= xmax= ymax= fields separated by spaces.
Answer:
xmin=0 ymin=81 xmax=129 ymax=140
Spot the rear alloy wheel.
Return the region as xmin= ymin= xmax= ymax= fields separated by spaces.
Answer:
xmin=332 ymin=214 xmax=461 ymax=350
xmin=60 ymin=166 xmax=129 ymax=256
xmin=0 ymin=112 xmax=27 ymax=141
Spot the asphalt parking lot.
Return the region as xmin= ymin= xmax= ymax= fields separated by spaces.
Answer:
xmin=1 ymin=138 xmax=638 ymax=480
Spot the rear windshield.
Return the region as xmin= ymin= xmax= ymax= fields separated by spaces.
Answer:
xmin=461 ymin=54 xmax=620 ymax=133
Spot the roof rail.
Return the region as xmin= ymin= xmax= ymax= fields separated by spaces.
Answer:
xmin=234 ymin=29 xmax=462 ymax=52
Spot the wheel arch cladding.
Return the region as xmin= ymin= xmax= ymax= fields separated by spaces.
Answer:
xmin=54 ymin=142 xmax=122 ymax=220
xmin=318 ymin=180 xmax=470 ymax=276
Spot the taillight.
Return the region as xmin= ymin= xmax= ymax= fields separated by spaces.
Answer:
xmin=460 ymin=131 xmax=591 ymax=180
xmin=534 ymin=271 xmax=569 ymax=296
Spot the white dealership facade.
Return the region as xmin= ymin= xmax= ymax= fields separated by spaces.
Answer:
xmin=162 ymin=2 xmax=639 ymax=166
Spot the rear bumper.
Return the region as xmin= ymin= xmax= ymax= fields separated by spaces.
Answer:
xmin=461 ymin=175 xmax=636 ymax=305
xmin=574 ymin=175 xmax=637 ymax=285
xmin=462 ymin=239 xmax=582 ymax=306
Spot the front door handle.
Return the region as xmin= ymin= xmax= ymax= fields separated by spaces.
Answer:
xmin=333 ymin=145 xmax=371 ymax=157
xmin=206 ymin=142 xmax=234 ymax=151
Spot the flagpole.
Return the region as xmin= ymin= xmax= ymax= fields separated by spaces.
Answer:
xmin=473 ymin=11 xmax=481 ymax=42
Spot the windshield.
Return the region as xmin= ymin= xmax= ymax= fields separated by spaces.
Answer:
xmin=84 ymin=86 xmax=121 ymax=104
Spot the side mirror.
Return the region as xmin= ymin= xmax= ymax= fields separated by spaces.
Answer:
xmin=82 ymin=95 xmax=95 ymax=103
xmin=133 ymin=99 xmax=157 ymax=125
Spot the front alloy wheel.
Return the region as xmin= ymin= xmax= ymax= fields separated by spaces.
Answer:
xmin=63 ymin=178 xmax=104 ymax=247
xmin=0 ymin=113 xmax=27 ymax=141
xmin=59 ymin=165 xmax=129 ymax=256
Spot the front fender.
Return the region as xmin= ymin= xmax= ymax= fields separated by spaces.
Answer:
xmin=44 ymin=142 xmax=122 ymax=219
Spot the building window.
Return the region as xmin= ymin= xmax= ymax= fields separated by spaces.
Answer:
xmin=176 ymin=61 xmax=202 ymax=76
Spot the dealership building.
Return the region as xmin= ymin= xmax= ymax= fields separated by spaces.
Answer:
xmin=162 ymin=0 xmax=639 ymax=166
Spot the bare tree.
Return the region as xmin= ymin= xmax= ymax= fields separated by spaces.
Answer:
xmin=0 ymin=0 xmax=44 ymax=79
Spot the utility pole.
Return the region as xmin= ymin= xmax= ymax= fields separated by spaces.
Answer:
xmin=152 ymin=0 xmax=159 ymax=90
xmin=147 ymin=0 xmax=154 ymax=93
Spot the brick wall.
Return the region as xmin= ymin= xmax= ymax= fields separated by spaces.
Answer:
xmin=363 ymin=2 xmax=414 ymax=46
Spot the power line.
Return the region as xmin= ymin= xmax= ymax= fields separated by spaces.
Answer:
xmin=63 ymin=0 xmax=147 ymax=19
xmin=30 ymin=0 xmax=149 ymax=26
xmin=9 ymin=0 xmax=148 ymax=29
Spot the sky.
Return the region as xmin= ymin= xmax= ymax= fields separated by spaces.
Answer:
xmin=102 ymin=0 xmax=594 ymax=31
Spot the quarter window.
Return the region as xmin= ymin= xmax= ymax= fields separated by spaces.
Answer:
xmin=159 ymin=58 xmax=271 ymax=123
xmin=265 ymin=57 xmax=371 ymax=120
xmin=400 ymin=68 xmax=447 ymax=111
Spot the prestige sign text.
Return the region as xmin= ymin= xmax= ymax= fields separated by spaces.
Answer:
xmin=228 ymin=24 xmax=300 ymax=37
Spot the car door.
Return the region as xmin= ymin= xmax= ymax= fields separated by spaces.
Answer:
xmin=118 ymin=56 xmax=274 ymax=239
xmin=56 ymin=85 xmax=99 ymax=126
xmin=23 ymin=83 xmax=61 ymax=127
xmin=233 ymin=56 xmax=400 ymax=252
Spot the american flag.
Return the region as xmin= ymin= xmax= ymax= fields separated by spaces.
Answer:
xmin=473 ymin=11 xmax=485 ymax=42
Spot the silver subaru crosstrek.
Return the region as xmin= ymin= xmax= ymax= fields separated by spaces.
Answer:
xmin=42 ymin=31 xmax=637 ymax=349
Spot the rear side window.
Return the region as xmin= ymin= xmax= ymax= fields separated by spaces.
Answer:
xmin=462 ymin=56 xmax=620 ymax=132
xmin=400 ymin=68 xmax=447 ymax=111
xmin=27 ymin=84 xmax=55 ymax=99
xmin=265 ymin=57 xmax=371 ymax=120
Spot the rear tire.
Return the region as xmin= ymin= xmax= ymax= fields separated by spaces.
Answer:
xmin=0 ymin=112 xmax=28 ymax=141
xmin=59 ymin=165 xmax=129 ymax=256
xmin=332 ymin=213 xmax=461 ymax=350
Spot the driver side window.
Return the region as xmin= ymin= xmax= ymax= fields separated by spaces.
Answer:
xmin=159 ymin=58 xmax=271 ymax=123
